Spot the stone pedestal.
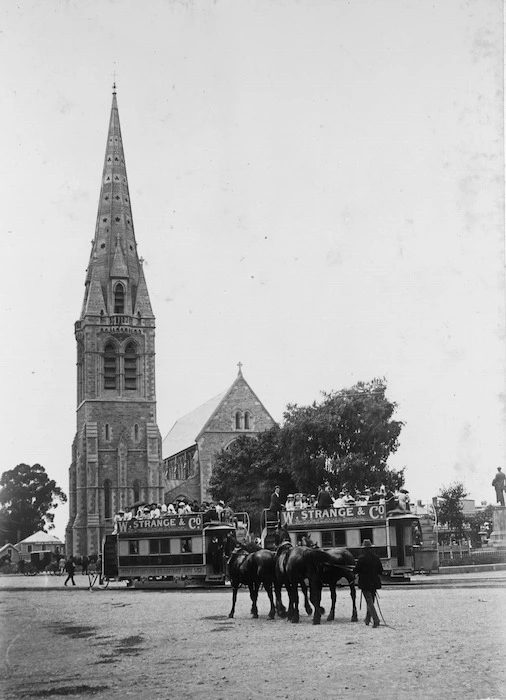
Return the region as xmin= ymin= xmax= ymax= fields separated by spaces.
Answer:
xmin=489 ymin=506 xmax=506 ymax=548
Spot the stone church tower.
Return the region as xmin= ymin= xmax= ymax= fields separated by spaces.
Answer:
xmin=66 ymin=88 xmax=164 ymax=556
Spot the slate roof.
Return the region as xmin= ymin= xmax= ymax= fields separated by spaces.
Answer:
xmin=162 ymin=391 xmax=227 ymax=459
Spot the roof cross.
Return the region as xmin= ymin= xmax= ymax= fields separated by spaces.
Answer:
xmin=237 ymin=361 xmax=243 ymax=375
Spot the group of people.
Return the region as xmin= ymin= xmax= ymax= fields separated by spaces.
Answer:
xmin=269 ymin=482 xmax=411 ymax=521
xmin=113 ymin=499 xmax=235 ymax=527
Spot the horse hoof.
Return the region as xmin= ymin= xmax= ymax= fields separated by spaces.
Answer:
xmin=326 ymin=616 xmax=334 ymax=622
xmin=351 ymin=615 xmax=358 ymax=622
xmin=312 ymin=619 xmax=321 ymax=626
xmin=252 ymin=614 xmax=258 ymax=619
xmin=228 ymin=613 xmax=234 ymax=619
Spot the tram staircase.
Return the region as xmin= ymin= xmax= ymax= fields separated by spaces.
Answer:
xmin=261 ymin=518 xmax=278 ymax=550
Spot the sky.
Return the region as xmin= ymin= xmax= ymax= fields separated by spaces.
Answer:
xmin=1 ymin=0 xmax=504 ymax=541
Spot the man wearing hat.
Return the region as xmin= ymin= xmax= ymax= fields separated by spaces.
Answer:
xmin=354 ymin=539 xmax=384 ymax=628
xmin=269 ymin=485 xmax=283 ymax=523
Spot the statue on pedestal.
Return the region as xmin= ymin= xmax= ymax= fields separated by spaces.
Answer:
xmin=491 ymin=467 xmax=506 ymax=506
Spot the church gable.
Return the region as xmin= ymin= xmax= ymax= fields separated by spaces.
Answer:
xmin=199 ymin=373 xmax=275 ymax=437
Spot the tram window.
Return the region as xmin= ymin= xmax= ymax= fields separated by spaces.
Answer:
xmin=181 ymin=538 xmax=192 ymax=554
xmin=129 ymin=541 xmax=139 ymax=555
xmin=360 ymin=528 xmax=373 ymax=544
xmin=160 ymin=539 xmax=171 ymax=554
xmin=322 ymin=532 xmax=333 ymax=548
xmin=334 ymin=530 xmax=346 ymax=546
xmin=149 ymin=540 xmax=160 ymax=554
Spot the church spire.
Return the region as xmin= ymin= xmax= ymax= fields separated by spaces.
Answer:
xmin=81 ymin=88 xmax=149 ymax=318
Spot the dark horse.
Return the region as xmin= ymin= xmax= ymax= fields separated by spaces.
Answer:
xmin=275 ymin=542 xmax=357 ymax=625
xmin=227 ymin=545 xmax=285 ymax=620
xmin=319 ymin=547 xmax=358 ymax=623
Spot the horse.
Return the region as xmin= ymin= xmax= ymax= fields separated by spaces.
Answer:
xmin=317 ymin=547 xmax=358 ymax=623
xmin=227 ymin=545 xmax=285 ymax=620
xmin=275 ymin=542 xmax=356 ymax=625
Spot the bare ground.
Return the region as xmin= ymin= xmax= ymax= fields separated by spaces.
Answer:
xmin=1 ymin=577 xmax=505 ymax=700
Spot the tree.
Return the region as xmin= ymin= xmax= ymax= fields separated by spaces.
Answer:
xmin=0 ymin=464 xmax=67 ymax=546
xmin=464 ymin=504 xmax=494 ymax=547
xmin=280 ymin=378 xmax=405 ymax=494
xmin=209 ymin=427 xmax=296 ymax=533
xmin=436 ymin=482 xmax=468 ymax=538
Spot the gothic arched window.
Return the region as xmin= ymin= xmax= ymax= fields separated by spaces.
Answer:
xmin=134 ymin=423 xmax=139 ymax=442
xmin=114 ymin=282 xmax=125 ymax=314
xmin=104 ymin=342 xmax=117 ymax=390
xmin=124 ymin=343 xmax=137 ymax=391
xmin=235 ymin=411 xmax=242 ymax=430
xmin=104 ymin=479 xmax=112 ymax=519
xmin=105 ymin=423 xmax=110 ymax=441
xmin=133 ymin=479 xmax=140 ymax=504
xmin=244 ymin=411 xmax=251 ymax=430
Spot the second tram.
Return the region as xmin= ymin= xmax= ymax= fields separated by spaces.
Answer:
xmin=262 ymin=502 xmax=421 ymax=579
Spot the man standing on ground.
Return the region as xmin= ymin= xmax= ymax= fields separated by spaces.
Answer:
xmin=492 ymin=467 xmax=506 ymax=506
xmin=64 ymin=557 xmax=76 ymax=587
xmin=354 ymin=539 xmax=383 ymax=628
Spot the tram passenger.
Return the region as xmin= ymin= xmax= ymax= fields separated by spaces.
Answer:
xmin=354 ymin=539 xmax=383 ymax=628
xmin=165 ymin=502 xmax=176 ymax=514
xmin=294 ymin=493 xmax=303 ymax=509
xmin=285 ymin=495 xmax=295 ymax=511
xmin=342 ymin=489 xmax=355 ymax=506
xmin=385 ymin=488 xmax=397 ymax=513
xmin=150 ymin=504 xmax=161 ymax=518
xmin=333 ymin=491 xmax=345 ymax=507
xmin=317 ymin=486 xmax=334 ymax=509
xmin=369 ymin=487 xmax=382 ymax=503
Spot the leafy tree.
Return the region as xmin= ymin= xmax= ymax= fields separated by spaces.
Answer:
xmin=464 ymin=504 xmax=494 ymax=546
xmin=436 ymin=482 xmax=468 ymax=538
xmin=0 ymin=464 xmax=67 ymax=546
xmin=281 ymin=378 xmax=404 ymax=494
xmin=209 ymin=427 xmax=296 ymax=533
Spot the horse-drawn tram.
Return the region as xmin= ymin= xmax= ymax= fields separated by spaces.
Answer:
xmin=102 ymin=511 xmax=250 ymax=588
xmin=262 ymin=504 xmax=421 ymax=579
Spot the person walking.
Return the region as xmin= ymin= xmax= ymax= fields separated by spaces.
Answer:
xmin=64 ymin=557 xmax=76 ymax=587
xmin=354 ymin=539 xmax=383 ymax=628
xmin=492 ymin=467 xmax=506 ymax=506
xmin=81 ymin=554 xmax=89 ymax=575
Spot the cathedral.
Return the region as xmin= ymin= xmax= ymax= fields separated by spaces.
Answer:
xmin=66 ymin=90 xmax=274 ymax=556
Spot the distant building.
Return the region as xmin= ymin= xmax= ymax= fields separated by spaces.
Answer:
xmin=0 ymin=543 xmax=20 ymax=565
xmin=163 ymin=367 xmax=276 ymax=504
xmin=17 ymin=531 xmax=64 ymax=560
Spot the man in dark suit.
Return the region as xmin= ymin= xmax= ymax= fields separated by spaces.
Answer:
xmin=269 ymin=485 xmax=283 ymax=523
xmin=354 ymin=539 xmax=383 ymax=628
